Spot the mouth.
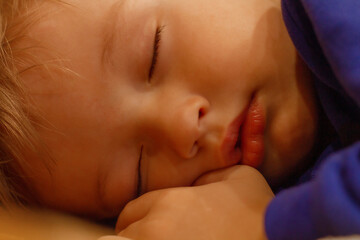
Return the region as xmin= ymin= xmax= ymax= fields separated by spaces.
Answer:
xmin=221 ymin=97 xmax=266 ymax=168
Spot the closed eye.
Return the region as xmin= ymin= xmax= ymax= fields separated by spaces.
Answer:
xmin=148 ymin=26 xmax=164 ymax=80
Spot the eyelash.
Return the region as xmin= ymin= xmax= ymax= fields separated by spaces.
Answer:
xmin=136 ymin=145 xmax=143 ymax=197
xmin=148 ymin=26 xmax=164 ymax=80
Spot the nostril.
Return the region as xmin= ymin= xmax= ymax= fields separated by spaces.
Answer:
xmin=199 ymin=108 xmax=206 ymax=118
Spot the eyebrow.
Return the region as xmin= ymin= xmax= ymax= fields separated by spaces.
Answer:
xmin=101 ymin=0 xmax=125 ymax=68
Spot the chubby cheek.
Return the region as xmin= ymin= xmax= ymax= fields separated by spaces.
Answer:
xmin=261 ymin=101 xmax=318 ymax=184
xmin=144 ymin=146 xmax=229 ymax=193
xmin=143 ymin=151 xmax=212 ymax=192
xmin=144 ymin=155 xmax=192 ymax=192
xmin=275 ymin=118 xmax=315 ymax=158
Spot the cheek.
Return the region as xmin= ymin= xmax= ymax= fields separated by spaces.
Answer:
xmin=144 ymin=150 xmax=181 ymax=191
xmin=271 ymin=112 xmax=317 ymax=159
xmin=26 ymin=153 xmax=102 ymax=214
xmin=162 ymin=1 xmax=256 ymax=71
xmin=261 ymin=97 xmax=318 ymax=183
xmin=144 ymin=152 xmax=198 ymax=192
xmin=160 ymin=0 xmax=280 ymax=104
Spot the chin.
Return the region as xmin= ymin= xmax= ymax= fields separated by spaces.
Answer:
xmin=258 ymin=130 xmax=318 ymax=188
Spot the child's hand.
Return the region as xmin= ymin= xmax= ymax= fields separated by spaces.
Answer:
xmin=115 ymin=165 xmax=274 ymax=240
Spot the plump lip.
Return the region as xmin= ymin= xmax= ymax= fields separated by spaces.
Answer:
xmin=220 ymin=105 xmax=248 ymax=166
xmin=220 ymin=97 xmax=265 ymax=168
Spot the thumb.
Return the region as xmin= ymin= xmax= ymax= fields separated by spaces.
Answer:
xmin=116 ymin=190 xmax=163 ymax=233
xmin=193 ymin=165 xmax=263 ymax=186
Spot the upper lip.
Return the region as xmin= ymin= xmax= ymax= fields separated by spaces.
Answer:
xmin=220 ymin=100 xmax=251 ymax=164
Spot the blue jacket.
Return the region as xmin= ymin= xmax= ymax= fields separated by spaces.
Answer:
xmin=265 ymin=0 xmax=360 ymax=239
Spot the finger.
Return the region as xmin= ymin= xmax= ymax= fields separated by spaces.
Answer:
xmin=115 ymin=190 xmax=162 ymax=233
xmin=117 ymin=220 xmax=143 ymax=240
xmin=98 ymin=235 xmax=133 ymax=240
xmin=193 ymin=165 xmax=257 ymax=186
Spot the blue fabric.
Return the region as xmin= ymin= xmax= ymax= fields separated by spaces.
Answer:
xmin=296 ymin=140 xmax=340 ymax=184
xmin=265 ymin=0 xmax=360 ymax=239
xmin=266 ymin=144 xmax=360 ymax=239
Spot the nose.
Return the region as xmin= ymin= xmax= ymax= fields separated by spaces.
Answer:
xmin=167 ymin=96 xmax=209 ymax=158
xmin=147 ymin=95 xmax=210 ymax=159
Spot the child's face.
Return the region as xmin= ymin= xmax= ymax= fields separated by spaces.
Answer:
xmin=21 ymin=0 xmax=318 ymax=217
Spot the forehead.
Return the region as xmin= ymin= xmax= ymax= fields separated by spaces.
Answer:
xmin=19 ymin=0 xmax=118 ymax=94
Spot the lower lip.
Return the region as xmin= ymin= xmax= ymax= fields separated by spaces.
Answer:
xmin=240 ymin=99 xmax=266 ymax=168
xmin=221 ymin=98 xmax=266 ymax=168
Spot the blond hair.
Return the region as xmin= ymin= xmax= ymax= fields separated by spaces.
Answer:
xmin=0 ymin=0 xmax=47 ymax=207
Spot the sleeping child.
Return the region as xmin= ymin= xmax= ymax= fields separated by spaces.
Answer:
xmin=0 ymin=0 xmax=359 ymax=239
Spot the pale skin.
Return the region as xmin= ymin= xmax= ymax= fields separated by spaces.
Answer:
xmin=15 ymin=0 xmax=319 ymax=238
